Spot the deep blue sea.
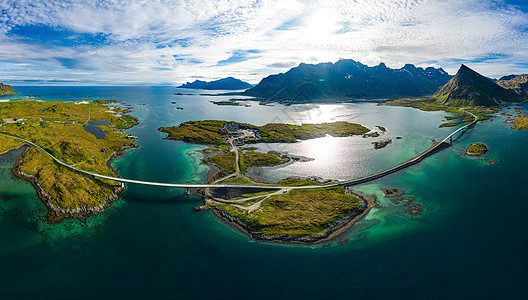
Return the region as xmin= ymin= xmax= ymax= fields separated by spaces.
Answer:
xmin=1 ymin=86 xmax=527 ymax=299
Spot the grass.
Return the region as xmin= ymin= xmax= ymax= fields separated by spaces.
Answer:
xmin=206 ymin=150 xmax=284 ymax=174
xmin=0 ymin=135 xmax=24 ymax=153
xmin=385 ymin=97 xmax=461 ymax=113
xmin=511 ymin=115 xmax=528 ymax=130
xmin=439 ymin=113 xmax=491 ymax=128
xmin=277 ymin=178 xmax=321 ymax=187
xmin=239 ymin=151 xmax=284 ymax=173
xmin=159 ymin=120 xmax=370 ymax=145
xmin=439 ymin=122 xmax=458 ymax=128
xmin=255 ymin=121 xmax=369 ymax=143
xmin=206 ymin=151 xmax=237 ymax=174
xmin=0 ymin=99 xmax=137 ymax=214
xmin=213 ymin=187 xmax=361 ymax=237
xmin=221 ymin=177 xmax=254 ymax=185
xmin=159 ymin=120 xmax=227 ymax=144
xmin=19 ymin=147 xmax=121 ymax=210
xmin=466 ymin=143 xmax=488 ymax=155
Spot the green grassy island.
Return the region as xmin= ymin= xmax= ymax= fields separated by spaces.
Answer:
xmin=158 ymin=120 xmax=369 ymax=144
xmin=510 ymin=115 xmax=528 ymax=130
xmin=209 ymin=186 xmax=364 ymax=239
xmin=0 ymin=99 xmax=138 ymax=221
xmin=466 ymin=143 xmax=488 ymax=156
xmin=160 ymin=119 xmax=376 ymax=243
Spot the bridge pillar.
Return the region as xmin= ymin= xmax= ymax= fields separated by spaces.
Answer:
xmin=450 ymin=137 xmax=452 ymax=145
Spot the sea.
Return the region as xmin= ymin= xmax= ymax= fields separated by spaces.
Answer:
xmin=0 ymin=86 xmax=527 ymax=299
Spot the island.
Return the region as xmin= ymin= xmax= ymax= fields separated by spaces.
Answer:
xmin=158 ymin=120 xmax=378 ymax=243
xmin=178 ymin=77 xmax=253 ymax=90
xmin=509 ymin=115 xmax=528 ymax=130
xmin=466 ymin=143 xmax=488 ymax=156
xmin=0 ymin=99 xmax=138 ymax=221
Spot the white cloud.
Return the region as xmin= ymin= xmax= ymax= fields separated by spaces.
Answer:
xmin=0 ymin=0 xmax=527 ymax=84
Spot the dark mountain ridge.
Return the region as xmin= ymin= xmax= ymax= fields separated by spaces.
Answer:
xmin=496 ymin=74 xmax=528 ymax=97
xmin=178 ymin=77 xmax=253 ymax=90
xmin=243 ymin=59 xmax=452 ymax=101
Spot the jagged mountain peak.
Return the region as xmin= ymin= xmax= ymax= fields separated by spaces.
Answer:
xmin=434 ymin=64 xmax=518 ymax=107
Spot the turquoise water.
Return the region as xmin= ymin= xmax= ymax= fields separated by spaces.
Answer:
xmin=1 ymin=87 xmax=527 ymax=298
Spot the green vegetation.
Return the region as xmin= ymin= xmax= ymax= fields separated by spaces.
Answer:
xmin=363 ymin=132 xmax=380 ymax=137
xmin=213 ymin=187 xmax=361 ymax=237
xmin=466 ymin=143 xmax=488 ymax=156
xmin=511 ymin=115 xmax=528 ymax=130
xmin=230 ymin=190 xmax=279 ymax=201
xmin=159 ymin=120 xmax=369 ymax=145
xmin=206 ymin=150 xmax=284 ymax=174
xmin=19 ymin=147 xmax=122 ymax=210
xmin=255 ymin=121 xmax=369 ymax=143
xmin=92 ymin=99 xmax=118 ymax=104
xmin=113 ymin=114 xmax=138 ymax=129
xmin=206 ymin=151 xmax=237 ymax=174
xmin=386 ymin=97 xmax=461 ymax=113
xmin=215 ymin=101 xmax=240 ymax=106
xmin=0 ymin=99 xmax=137 ymax=218
xmin=159 ymin=120 xmax=227 ymax=144
xmin=434 ymin=65 xmax=519 ymax=107
xmin=439 ymin=122 xmax=458 ymax=128
xmin=221 ymin=177 xmax=254 ymax=185
xmin=277 ymin=178 xmax=320 ymax=187
xmin=0 ymin=135 xmax=24 ymax=153
xmin=439 ymin=114 xmax=491 ymax=128
xmin=239 ymin=151 xmax=284 ymax=173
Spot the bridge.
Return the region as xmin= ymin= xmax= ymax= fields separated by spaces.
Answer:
xmin=0 ymin=110 xmax=477 ymax=192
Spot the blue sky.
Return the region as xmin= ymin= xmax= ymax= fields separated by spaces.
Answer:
xmin=0 ymin=0 xmax=527 ymax=85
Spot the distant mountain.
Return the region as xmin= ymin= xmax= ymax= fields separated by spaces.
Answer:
xmin=434 ymin=65 xmax=519 ymax=107
xmin=178 ymin=77 xmax=253 ymax=90
xmin=496 ymin=74 xmax=528 ymax=97
xmin=243 ymin=59 xmax=452 ymax=102
xmin=0 ymin=83 xmax=19 ymax=96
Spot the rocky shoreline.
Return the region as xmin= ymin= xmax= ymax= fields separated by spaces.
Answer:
xmin=201 ymin=187 xmax=376 ymax=244
xmin=12 ymin=146 xmax=128 ymax=222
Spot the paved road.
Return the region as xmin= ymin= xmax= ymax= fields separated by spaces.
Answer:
xmin=0 ymin=110 xmax=477 ymax=191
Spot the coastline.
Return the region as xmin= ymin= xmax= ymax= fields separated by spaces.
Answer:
xmin=205 ymin=187 xmax=376 ymax=244
xmin=2 ymin=110 xmax=140 ymax=221
xmin=12 ymin=145 xmax=131 ymax=222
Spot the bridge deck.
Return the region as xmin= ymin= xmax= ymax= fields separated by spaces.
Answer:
xmin=0 ymin=110 xmax=477 ymax=191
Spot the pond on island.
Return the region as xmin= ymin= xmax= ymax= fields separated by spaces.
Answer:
xmin=84 ymin=120 xmax=110 ymax=139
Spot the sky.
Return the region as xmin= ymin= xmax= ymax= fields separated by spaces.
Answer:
xmin=0 ymin=0 xmax=527 ymax=86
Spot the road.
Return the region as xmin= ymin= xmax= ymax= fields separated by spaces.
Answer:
xmin=0 ymin=110 xmax=477 ymax=194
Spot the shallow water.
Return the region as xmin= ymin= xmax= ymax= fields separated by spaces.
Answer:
xmin=1 ymin=86 xmax=527 ymax=298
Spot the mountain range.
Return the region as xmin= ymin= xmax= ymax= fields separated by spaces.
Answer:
xmin=434 ymin=65 xmax=521 ymax=107
xmin=0 ymin=83 xmax=18 ymax=96
xmin=496 ymin=74 xmax=528 ymax=97
xmin=243 ymin=59 xmax=452 ymax=101
xmin=178 ymin=77 xmax=253 ymax=90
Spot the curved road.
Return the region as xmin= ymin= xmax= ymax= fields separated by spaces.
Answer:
xmin=0 ymin=110 xmax=477 ymax=191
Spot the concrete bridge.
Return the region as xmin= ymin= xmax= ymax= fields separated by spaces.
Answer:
xmin=0 ymin=110 xmax=477 ymax=191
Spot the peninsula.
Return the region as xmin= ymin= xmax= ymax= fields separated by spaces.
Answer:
xmin=0 ymin=99 xmax=138 ymax=221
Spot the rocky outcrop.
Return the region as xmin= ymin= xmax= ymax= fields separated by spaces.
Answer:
xmin=0 ymin=83 xmax=19 ymax=96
